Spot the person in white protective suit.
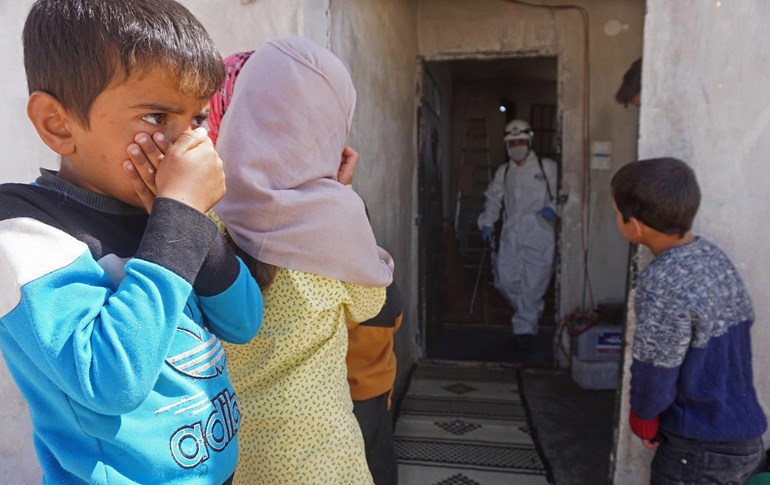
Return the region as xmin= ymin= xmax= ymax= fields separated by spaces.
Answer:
xmin=477 ymin=119 xmax=558 ymax=350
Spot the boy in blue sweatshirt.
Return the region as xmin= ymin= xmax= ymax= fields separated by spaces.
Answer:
xmin=611 ymin=157 xmax=766 ymax=484
xmin=0 ymin=1 xmax=263 ymax=483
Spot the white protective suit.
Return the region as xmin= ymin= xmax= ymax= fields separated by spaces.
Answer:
xmin=477 ymin=150 xmax=557 ymax=335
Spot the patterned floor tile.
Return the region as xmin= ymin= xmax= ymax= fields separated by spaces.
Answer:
xmin=442 ymin=383 xmax=478 ymax=395
xmin=394 ymin=365 xmax=551 ymax=484
xmin=394 ymin=416 xmax=534 ymax=445
xmin=431 ymin=473 xmax=481 ymax=485
xmin=395 ymin=438 xmax=547 ymax=473
xmin=399 ymin=395 xmax=526 ymax=420
xmin=398 ymin=464 xmax=550 ymax=485
xmin=407 ymin=378 xmax=520 ymax=401
xmin=434 ymin=419 xmax=482 ymax=435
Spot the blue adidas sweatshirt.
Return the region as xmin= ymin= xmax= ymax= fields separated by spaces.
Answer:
xmin=630 ymin=236 xmax=767 ymax=442
xmin=0 ymin=171 xmax=263 ymax=484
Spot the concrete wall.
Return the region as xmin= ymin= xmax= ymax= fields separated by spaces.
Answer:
xmin=0 ymin=2 xmax=57 ymax=480
xmin=181 ymin=0 xmax=322 ymax=51
xmin=417 ymin=0 xmax=644 ymax=328
xmin=613 ymin=0 xmax=770 ymax=481
xmin=329 ymin=0 xmax=420 ymax=398
xmin=1 ymin=0 xmax=57 ymax=185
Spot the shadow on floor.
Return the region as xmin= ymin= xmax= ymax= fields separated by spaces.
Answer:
xmin=428 ymin=324 xmax=554 ymax=367
xmin=519 ymin=368 xmax=616 ymax=485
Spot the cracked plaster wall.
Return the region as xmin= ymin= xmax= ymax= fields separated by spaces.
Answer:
xmin=329 ymin=0 xmax=420 ymax=398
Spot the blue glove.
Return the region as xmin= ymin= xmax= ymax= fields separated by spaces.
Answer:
xmin=481 ymin=226 xmax=493 ymax=244
xmin=538 ymin=206 xmax=557 ymax=222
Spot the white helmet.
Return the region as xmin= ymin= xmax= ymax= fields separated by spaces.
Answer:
xmin=503 ymin=119 xmax=534 ymax=144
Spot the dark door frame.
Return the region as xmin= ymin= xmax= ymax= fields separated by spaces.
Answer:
xmin=416 ymin=63 xmax=444 ymax=354
xmin=416 ymin=54 xmax=564 ymax=359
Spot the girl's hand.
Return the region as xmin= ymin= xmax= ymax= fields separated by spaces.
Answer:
xmin=338 ymin=145 xmax=359 ymax=185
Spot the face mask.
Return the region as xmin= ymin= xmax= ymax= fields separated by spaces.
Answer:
xmin=507 ymin=145 xmax=529 ymax=162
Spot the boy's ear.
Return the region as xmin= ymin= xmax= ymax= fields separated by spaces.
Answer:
xmin=27 ymin=91 xmax=76 ymax=156
xmin=628 ymin=217 xmax=645 ymax=239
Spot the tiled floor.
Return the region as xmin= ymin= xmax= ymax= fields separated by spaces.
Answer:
xmin=394 ymin=363 xmax=550 ymax=485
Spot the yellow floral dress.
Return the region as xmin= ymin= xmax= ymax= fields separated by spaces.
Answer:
xmin=224 ymin=267 xmax=386 ymax=485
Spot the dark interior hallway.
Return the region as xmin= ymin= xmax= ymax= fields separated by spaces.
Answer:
xmin=427 ymin=224 xmax=555 ymax=366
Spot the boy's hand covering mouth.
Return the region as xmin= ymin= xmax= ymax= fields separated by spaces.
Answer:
xmin=124 ymin=127 xmax=226 ymax=214
xmin=124 ymin=131 xmax=172 ymax=212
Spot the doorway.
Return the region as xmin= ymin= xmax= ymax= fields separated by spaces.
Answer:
xmin=417 ymin=56 xmax=560 ymax=365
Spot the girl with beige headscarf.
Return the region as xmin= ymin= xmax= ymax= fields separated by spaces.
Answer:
xmin=212 ymin=37 xmax=393 ymax=484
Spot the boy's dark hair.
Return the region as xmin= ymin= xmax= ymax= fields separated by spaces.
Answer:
xmin=615 ymin=57 xmax=642 ymax=107
xmin=611 ymin=157 xmax=701 ymax=237
xmin=23 ymin=0 xmax=224 ymax=127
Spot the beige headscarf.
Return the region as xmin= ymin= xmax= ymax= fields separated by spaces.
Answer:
xmin=214 ymin=37 xmax=393 ymax=287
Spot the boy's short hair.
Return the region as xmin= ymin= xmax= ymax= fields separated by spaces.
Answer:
xmin=615 ymin=57 xmax=642 ymax=107
xmin=611 ymin=157 xmax=701 ymax=237
xmin=23 ymin=0 xmax=224 ymax=127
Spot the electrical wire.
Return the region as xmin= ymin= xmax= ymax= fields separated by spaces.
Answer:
xmin=500 ymin=0 xmax=596 ymax=314
xmin=550 ymin=304 xmax=617 ymax=371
